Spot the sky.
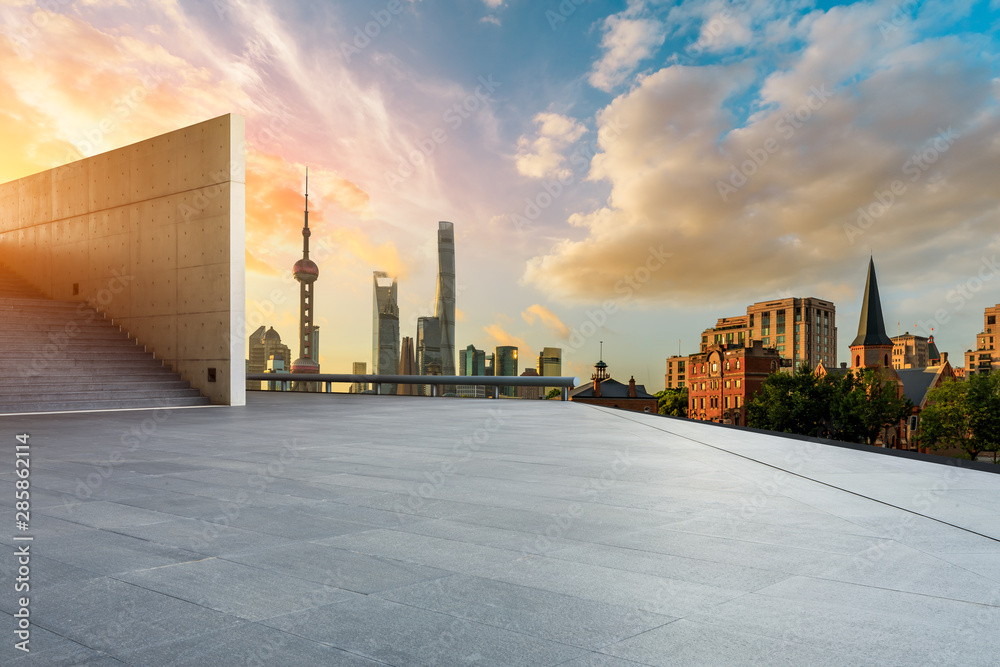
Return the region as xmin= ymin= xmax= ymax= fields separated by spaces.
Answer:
xmin=1 ymin=0 xmax=998 ymax=389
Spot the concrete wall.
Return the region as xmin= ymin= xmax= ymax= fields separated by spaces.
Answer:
xmin=0 ymin=114 xmax=246 ymax=405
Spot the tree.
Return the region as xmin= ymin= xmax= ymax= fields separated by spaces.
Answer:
xmin=918 ymin=374 xmax=1000 ymax=461
xmin=544 ymin=388 xmax=561 ymax=400
xmin=655 ymin=387 xmax=688 ymax=417
xmin=746 ymin=364 xmax=836 ymax=437
xmin=830 ymin=368 xmax=912 ymax=446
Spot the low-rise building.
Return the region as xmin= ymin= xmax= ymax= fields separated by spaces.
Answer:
xmin=687 ymin=340 xmax=782 ymax=425
xmin=570 ymin=359 xmax=658 ymax=413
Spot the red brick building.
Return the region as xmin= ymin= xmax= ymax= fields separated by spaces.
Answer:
xmin=687 ymin=341 xmax=782 ymax=425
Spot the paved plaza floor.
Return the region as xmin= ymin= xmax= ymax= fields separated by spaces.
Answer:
xmin=2 ymin=393 xmax=999 ymax=665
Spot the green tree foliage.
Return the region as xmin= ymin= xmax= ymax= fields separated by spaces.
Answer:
xmin=746 ymin=364 xmax=836 ymax=437
xmin=830 ymin=368 xmax=912 ymax=446
xmin=544 ymin=388 xmax=561 ymax=400
xmin=747 ymin=364 xmax=911 ymax=446
xmin=918 ymin=374 xmax=1000 ymax=461
xmin=655 ymin=388 xmax=688 ymax=417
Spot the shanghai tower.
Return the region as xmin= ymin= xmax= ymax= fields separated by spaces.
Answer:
xmin=435 ymin=221 xmax=456 ymax=380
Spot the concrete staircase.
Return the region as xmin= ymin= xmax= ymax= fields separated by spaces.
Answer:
xmin=0 ymin=264 xmax=211 ymax=413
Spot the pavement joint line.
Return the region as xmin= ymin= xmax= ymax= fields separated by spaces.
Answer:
xmin=587 ymin=406 xmax=1000 ymax=545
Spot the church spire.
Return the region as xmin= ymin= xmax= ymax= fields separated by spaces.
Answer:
xmin=851 ymin=256 xmax=893 ymax=347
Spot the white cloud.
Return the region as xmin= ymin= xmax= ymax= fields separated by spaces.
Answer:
xmin=480 ymin=15 xmax=501 ymax=27
xmin=514 ymin=112 xmax=587 ymax=180
xmin=588 ymin=14 xmax=665 ymax=92
xmin=526 ymin=5 xmax=1000 ymax=306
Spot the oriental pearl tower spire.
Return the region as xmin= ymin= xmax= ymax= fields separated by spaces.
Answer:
xmin=291 ymin=168 xmax=320 ymax=377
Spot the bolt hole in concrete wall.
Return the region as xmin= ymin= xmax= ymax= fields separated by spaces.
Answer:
xmin=0 ymin=114 xmax=246 ymax=405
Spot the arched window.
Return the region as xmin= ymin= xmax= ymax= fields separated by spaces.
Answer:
xmin=736 ymin=360 xmax=741 ymax=370
xmin=725 ymin=361 xmax=730 ymax=371
xmin=884 ymin=354 xmax=889 ymax=366
xmin=856 ymin=354 xmax=861 ymax=367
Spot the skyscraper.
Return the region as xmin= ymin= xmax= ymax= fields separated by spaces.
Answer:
xmin=435 ymin=221 xmax=456 ymax=383
xmin=399 ymin=336 xmax=416 ymax=395
xmin=351 ymin=361 xmax=367 ymax=394
xmin=373 ymin=271 xmax=400 ymax=394
xmin=537 ymin=347 xmax=562 ymax=395
xmin=495 ymin=345 xmax=518 ymax=397
xmin=247 ymin=326 xmax=291 ymax=390
xmin=460 ymin=344 xmax=486 ymax=376
xmin=416 ymin=316 xmax=442 ymax=396
xmin=291 ymin=170 xmax=320 ymax=382
xmin=458 ymin=344 xmax=487 ymax=398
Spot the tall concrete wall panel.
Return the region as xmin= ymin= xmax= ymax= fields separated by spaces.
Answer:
xmin=0 ymin=114 xmax=246 ymax=405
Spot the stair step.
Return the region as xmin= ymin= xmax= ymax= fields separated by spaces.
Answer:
xmin=0 ymin=339 xmax=142 ymax=348
xmin=0 ymin=396 xmax=212 ymax=413
xmin=3 ymin=348 xmax=153 ymax=358
xmin=0 ymin=380 xmax=195 ymax=394
xmin=0 ymin=388 xmax=204 ymax=403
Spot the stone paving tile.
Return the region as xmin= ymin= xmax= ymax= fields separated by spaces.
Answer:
xmin=467 ymin=555 xmax=746 ymax=619
xmin=377 ymin=573 xmax=677 ymax=650
xmin=315 ymin=528 xmax=527 ymax=574
xmin=599 ymin=618 xmax=844 ymax=667
xmin=23 ymin=577 xmax=243 ymax=658
xmin=3 ymin=620 xmax=121 ymax=664
xmin=117 ymin=557 xmax=353 ymax=621
xmin=36 ymin=499 xmax=180 ymax=529
xmin=260 ymin=594 xmax=588 ymax=666
xmin=27 ymin=529 xmax=206 ymax=576
xmin=119 ymin=622 xmax=387 ymax=666
xmin=227 ymin=540 xmax=451 ymax=594
xmin=109 ymin=516 xmax=299 ymax=557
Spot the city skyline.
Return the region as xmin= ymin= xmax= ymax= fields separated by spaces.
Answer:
xmin=1 ymin=1 xmax=998 ymax=387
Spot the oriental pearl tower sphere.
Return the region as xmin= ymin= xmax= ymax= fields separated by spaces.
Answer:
xmin=290 ymin=168 xmax=320 ymax=376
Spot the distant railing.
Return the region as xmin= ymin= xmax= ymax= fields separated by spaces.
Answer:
xmin=245 ymin=373 xmax=581 ymax=400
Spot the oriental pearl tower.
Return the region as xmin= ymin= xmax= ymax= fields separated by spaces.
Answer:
xmin=290 ymin=169 xmax=320 ymax=377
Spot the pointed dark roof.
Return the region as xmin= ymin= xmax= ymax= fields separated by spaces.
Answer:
xmin=851 ymin=258 xmax=893 ymax=347
xmin=927 ymin=335 xmax=941 ymax=363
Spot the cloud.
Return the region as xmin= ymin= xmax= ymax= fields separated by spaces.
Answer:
xmin=332 ymin=227 xmax=409 ymax=280
xmin=526 ymin=4 xmax=1000 ymax=306
xmin=483 ymin=323 xmax=530 ymax=351
xmin=246 ymin=249 xmax=282 ymax=277
xmin=690 ymin=10 xmax=753 ymax=54
xmin=480 ymin=15 xmax=501 ymax=27
xmin=482 ymin=0 xmax=504 ymax=8
xmin=589 ymin=14 xmax=665 ymax=92
xmin=522 ymin=304 xmax=570 ymax=340
xmin=514 ymin=112 xmax=587 ymax=179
